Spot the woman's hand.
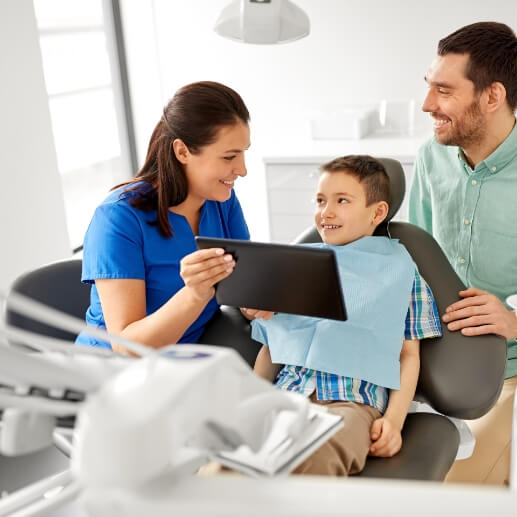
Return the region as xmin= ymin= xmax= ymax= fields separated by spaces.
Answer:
xmin=240 ymin=308 xmax=275 ymax=320
xmin=180 ymin=248 xmax=235 ymax=303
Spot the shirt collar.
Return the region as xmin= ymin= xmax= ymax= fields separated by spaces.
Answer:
xmin=457 ymin=118 xmax=517 ymax=175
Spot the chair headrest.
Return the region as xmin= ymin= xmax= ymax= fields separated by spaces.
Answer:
xmin=376 ymin=157 xmax=405 ymax=223
xmin=294 ymin=156 xmax=406 ymax=242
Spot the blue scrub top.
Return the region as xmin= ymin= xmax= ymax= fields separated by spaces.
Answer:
xmin=76 ymin=183 xmax=250 ymax=348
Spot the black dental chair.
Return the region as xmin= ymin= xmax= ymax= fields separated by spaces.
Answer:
xmin=4 ymin=157 xmax=506 ymax=481
xmin=1 ymin=259 xmax=88 ymax=494
xmin=199 ymin=157 xmax=507 ymax=481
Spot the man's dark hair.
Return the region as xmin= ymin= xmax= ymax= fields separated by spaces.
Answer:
xmin=438 ymin=22 xmax=517 ymax=111
xmin=320 ymin=155 xmax=390 ymax=206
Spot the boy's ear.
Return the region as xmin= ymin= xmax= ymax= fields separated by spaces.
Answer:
xmin=372 ymin=201 xmax=389 ymax=226
xmin=172 ymin=138 xmax=190 ymax=164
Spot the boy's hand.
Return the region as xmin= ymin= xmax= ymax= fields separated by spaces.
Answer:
xmin=369 ymin=417 xmax=402 ymax=457
xmin=240 ymin=308 xmax=275 ymax=320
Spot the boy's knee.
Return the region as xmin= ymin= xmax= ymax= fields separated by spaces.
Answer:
xmin=292 ymin=445 xmax=351 ymax=476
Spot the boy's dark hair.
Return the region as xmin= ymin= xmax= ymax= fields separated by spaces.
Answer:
xmin=438 ymin=22 xmax=517 ymax=111
xmin=320 ymin=155 xmax=390 ymax=206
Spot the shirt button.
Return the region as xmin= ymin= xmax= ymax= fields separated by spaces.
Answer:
xmin=459 ymin=258 xmax=466 ymax=264
xmin=464 ymin=219 xmax=470 ymax=225
xmin=491 ymin=166 xmax=497 ymax=172
xmin=471 ymin=179 xmax=477 ymax=185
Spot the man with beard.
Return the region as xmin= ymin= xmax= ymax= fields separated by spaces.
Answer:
xmin=409 ymin=21 xmax=517 ymax=486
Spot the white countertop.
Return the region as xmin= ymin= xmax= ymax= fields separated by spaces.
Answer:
xmin=262 ymin=132 xmax=432 ymax=164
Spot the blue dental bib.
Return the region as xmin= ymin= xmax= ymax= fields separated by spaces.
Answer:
xmin=251 ymin=236 xmax=415 ymax=389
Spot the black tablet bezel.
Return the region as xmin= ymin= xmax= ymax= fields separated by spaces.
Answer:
xmin=195 ymin=237 xmax=346 ymax=321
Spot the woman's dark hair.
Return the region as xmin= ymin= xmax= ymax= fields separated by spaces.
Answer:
xmin=438 ymin=22 xmax=517 ymax=111
xmin=116 ymin=81 xmax=250 ymax=237
xmin=320 ymin=155 xmax=390 ymax=206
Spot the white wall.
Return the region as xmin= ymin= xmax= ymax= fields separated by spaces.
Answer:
xmin=123 ymin=0 xmax=517 ymax=241
xmin=2 ymin=1 xmax=514 ymax=270
xmin=0 ymin=0 xmax=70 ymax=292
xmin=119 ymin=0 xmax=163 ymax=167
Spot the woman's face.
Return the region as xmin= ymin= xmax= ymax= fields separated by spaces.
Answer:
xmin=180 ymin=121 xmax=250 ymax=204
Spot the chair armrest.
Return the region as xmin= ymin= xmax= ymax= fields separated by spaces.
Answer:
xmin=357 ymin=413 xmax=459 ymax=480
xmin=390 ymin=222 xmax=507 ymax=420
xmin=294 ymin=222 xmax=507 ymax=420
xmin=198 ymin=306 xmax=262 ymax=369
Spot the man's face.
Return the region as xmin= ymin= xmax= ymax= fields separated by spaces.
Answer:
xmin=423 ymin=53 xmax=486 ymax=148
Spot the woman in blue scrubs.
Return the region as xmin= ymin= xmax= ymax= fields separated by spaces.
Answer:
xmin=76 ymin=81 xmax=253 ymax=352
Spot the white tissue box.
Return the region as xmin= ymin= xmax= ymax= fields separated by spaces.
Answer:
xmin=310 ymin=109 xmax=377 ymax=140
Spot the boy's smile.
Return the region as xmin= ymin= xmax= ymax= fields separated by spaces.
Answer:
xmin=315 ymin=171 xmax=387 ymax=246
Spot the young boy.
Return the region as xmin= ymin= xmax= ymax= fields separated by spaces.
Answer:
xmin=251 ymin=155 xmax=442 ymax=476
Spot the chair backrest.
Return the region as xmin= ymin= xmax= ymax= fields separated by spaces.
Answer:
xmin=295 ymin=157 xmax=506 ymax=420
xmin=5 ymin=259 xmax=90 ymax=342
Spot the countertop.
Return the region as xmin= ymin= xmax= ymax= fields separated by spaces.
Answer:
xmin=262 ymin=132 xmax=432 ymax=164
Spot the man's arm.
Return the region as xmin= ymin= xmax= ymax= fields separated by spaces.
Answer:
xmin=407 ymin=152 xmax=517 ymax=341
xmin=442 ymin=287 xmax=517 ymax=340
xmin=369 ymin=339 xmax=420 ymax=457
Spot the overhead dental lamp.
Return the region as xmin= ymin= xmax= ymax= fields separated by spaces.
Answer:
xmin=214 ymin=0 xmax=310 ymax=44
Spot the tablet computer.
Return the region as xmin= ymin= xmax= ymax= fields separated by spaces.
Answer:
xmin=195 ymin=237 xmax=347 ymax=321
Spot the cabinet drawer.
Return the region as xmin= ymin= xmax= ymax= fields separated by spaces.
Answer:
xmin=266 ymin=164 xmax=321 ymax=190
xmin=269 ymin=213 xmax=316 ymax=243
xmin=268 ymin=189 xmax=315 ymax=215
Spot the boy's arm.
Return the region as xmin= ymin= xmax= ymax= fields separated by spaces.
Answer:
xmin=369 ymin=338 xmax=420 ymax=457
xmin=240 ymin=308 xmax=275 ymax=320
xmin=254 ymin=345 xmax=283 ymax=382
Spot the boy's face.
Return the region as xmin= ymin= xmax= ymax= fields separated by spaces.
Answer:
xmin=314 ymin=171 xmax=388 ymax=246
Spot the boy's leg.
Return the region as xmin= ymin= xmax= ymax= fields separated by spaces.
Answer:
xmin=292 ymin=400 xmax=381 ymax=476
xmin=445 ymin=375 xmax=517 ymax=486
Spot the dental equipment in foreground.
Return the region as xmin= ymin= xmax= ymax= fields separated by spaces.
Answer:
xmin=0 ymin=291 xmax=339 ymax=517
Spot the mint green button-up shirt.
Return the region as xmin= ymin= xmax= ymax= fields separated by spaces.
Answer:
xmin=409 ymin=122 xmax=517 ymax=378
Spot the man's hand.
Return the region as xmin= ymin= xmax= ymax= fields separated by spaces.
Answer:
xmin=369 ymin=417 xmax=402 ymax=457
xmin=442 ymin=287 xmax=517 ymax=340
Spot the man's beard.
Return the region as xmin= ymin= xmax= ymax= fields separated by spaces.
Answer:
xmin=435 ymin=99 xmax=486 ymax=148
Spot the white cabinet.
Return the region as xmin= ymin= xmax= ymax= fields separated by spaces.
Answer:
xmin=264 ymin=157 xmax=415 ymax=243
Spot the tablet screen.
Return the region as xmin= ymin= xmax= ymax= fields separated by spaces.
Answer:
xmin=195 ymin=237 xmax=346 ymax=321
